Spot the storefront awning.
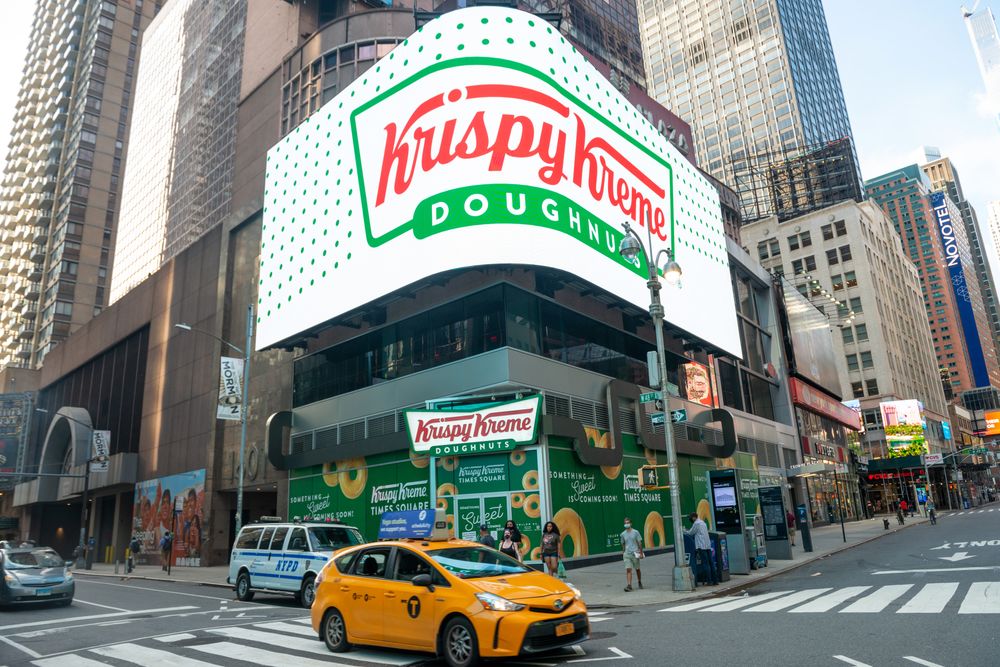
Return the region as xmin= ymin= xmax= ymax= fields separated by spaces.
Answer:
xmin=787 ymin=462 xmax=841 ymax=478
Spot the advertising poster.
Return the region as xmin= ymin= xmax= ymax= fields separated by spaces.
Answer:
xmin=548 ymin=430 xmax=669 ymax=558
xmin=781 ymin=281 xmax=842 ymax=393
xmin=879 ymin=399 xmax=927 ymax=458
xmin=132 ymin=469 xmax=206 ymax=567
xmin=682 ymin=361 xmax=714 ymax=407
xmin=0 ymin=437 xmax=16 ymax=474
xmin=982 ymin=410 xmax=1000 ymax=436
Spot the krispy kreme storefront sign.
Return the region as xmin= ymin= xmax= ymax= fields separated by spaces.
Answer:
xmin=405 ymin=396 xmax=542 ymax=457
xmin=258 ymin=7 xmax=739 ymax=359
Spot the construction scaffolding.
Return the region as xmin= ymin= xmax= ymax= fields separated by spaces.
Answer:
xmin=732 ymin=137 xmax=862 ymax=225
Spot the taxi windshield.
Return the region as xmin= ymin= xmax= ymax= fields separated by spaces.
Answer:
xmin=426 ymin=546 xmax=531 ymax=579
xmin=308 ymin=526 xmax=364 ymax=551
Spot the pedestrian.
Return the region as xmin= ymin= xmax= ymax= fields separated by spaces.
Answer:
xmin=896 ymin=505 xmax=905 ymax=525
xmin=826 ymin=503 xmax=834 ymax=522
xmin=128 ymin=533 xmax=141 ymax=574
xmin=159 ymin=530 xmax=172 ymax=571
xmin=786 ymin=509 xmax=796 ymax=546
xmin=477 ymin=524 xmax=495 ymax=549
xmin=686 ymin=513 xmax=717 ymax=586
xmin=620 ymin=517 xmax=644 ymax=591
xmin=899 ymin=499 xmax=908 ymax=517
xmin=927 ymin=499 xmax=937 ymax=525
xmin=498 ymin=520 xmax=522 ymax=561
xmin=540 ymin=521 xmax=563 ymax=577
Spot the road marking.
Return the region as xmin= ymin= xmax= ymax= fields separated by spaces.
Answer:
xmin=873 ymin=566 xmax=1000 ymax=575
xmin=840 ymin=585 xmax=912 ymax=613
xmin=897 ymin=583 xmax=959 ymax=614
xmin=743 ymin=588 xmax=832 ymax=612
xmin=31 ymin=655 xmax=106 ymax=666
xmin=92 ymin=642 xmax=218 ymax=666
xmin=701 ymin=591 xmax=793 ymax=612
xmin=789 ymin=586 xmax=872 ymax=613
xmin=209 ymin=626 xmax=420 ymax=664
xmin=255 ymin=620 xmax=316 ymax=636
xmin=0 ymin=635 xmax=41 ymax=659
xmin=75 ymin=578 xmax=235 ymax=601
xmin=290 ymin=617 xmax=313 ymax=624
xmin=938 ymin=552 xmax=975 ymax=562
xmin=903 ymin=657 xmax=945 ymax=667
xmin=0 ymin=606 xmax=197 ymax=631
xmin=659 ymin=597 xmax=741 ymax=612
xmin=567 ymin=647 xmax=632 ymax=663
xmin=958 ymin=581 xmax=1000 ymax=614
xmin=191 ymin=641 xmax=360 ymax=667
xmin=154 ymin=633 xmax=197 ymax=643
xmin=832 ymin=656 xmax=872 ymax=667
xmin=72 ymin=598 xmax=129 ymax=611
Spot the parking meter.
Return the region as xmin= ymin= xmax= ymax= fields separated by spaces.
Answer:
xmin=796 ymin=504 xmax=813 ymax=553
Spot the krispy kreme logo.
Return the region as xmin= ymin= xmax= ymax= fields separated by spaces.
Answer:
xmin=352 ymin=62 xmax=675 ymax=272
xmin=404 ymin=396 xmax=541 ymax=457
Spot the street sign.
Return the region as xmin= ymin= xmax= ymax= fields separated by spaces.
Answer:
xmin=670 ymin=409 xmax=687 ymax=423
xmin=962 ymin=447 xmax=988 ymax=455
xmin=650 ymin=412 xmax=665 ymax=426
xmin=924 ymin=453 xmax=944 ymax=465
xmin=640 ymin=392 xmax=659 ymax=404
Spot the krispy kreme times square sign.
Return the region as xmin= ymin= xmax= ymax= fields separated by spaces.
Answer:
xmin=405 ymin=396 xmax=542 ymax=457
xmin=256 ymin=7 xmax=740 ymax=358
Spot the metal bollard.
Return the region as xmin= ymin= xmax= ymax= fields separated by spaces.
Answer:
xmin=882 ymin=519 xmax=890 ymax=530
xmin=114 ymin=560 xmax=120 ymax=574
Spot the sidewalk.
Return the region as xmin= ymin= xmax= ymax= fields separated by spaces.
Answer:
xmin=74 ymin=513 xmax=933 ymax=607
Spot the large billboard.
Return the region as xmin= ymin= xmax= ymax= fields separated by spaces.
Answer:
xmin=879 ymin=399 xmax=927 ymax=458
xmin=781 ymin=280 xmax=841 ymax=395
xmin=257 ymin=7 xmax=739 ymax=357
xmin=931 ymin=192 xmax=990 ymax=387
xmin=132 ymin=469 xmax=206 ymax=567
xmin=983 ymin=410 xmax=1000 ymax=436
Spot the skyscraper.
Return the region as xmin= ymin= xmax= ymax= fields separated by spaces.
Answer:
xmin=922 ymin=154 xmax=1000 ymax=359
xmin=866 ymin=165 xmax=1000 ymax=394
xmin=0 ymin=0 xmax=162 ymax=368
xmin=989 ymin=200 xmax=1000 ymax=267
xmin=964 ymin=5 xmax=1000 ymax=129
xmin=637 ymin=0 xmax=859 ymax=221
xmin=111 ymin=0 xmax=247 ymax=303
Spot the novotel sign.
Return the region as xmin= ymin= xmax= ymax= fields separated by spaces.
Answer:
xmin=256 ymin=7 xmax=739 ymax=357
xmin=404 ymin=396 xmax=542 ymax=457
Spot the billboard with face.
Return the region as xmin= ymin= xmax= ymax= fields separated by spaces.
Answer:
xmin=256 ymin=7 xmax=739 ymax=358
xmin=132 ymin=469 xmax=206 ymax=567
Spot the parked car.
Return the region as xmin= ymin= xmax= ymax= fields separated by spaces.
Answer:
xmin=0 ymin=546 xmax=75 ymax=607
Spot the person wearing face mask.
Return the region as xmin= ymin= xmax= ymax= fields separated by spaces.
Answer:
xmin=620 ymin=517 xmax=643 ymax=591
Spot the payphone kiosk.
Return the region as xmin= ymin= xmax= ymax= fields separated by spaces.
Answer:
xmin=709 ymin=469 xmax=751 ymax=574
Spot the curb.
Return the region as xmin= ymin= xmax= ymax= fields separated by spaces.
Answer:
xmin=75 ymin=570 xmax=233 ymax=590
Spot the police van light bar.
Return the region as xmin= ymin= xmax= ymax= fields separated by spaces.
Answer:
xmin=259 ymin=515 xmax=284 ymax=523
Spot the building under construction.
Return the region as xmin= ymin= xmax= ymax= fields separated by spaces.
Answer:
xmin=733 ymin=137 xmax=863 ymax=224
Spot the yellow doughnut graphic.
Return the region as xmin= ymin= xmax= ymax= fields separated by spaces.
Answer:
xmin=519 ymin=534 xmax=532 ymax=558
xmin=437 ymin=456 xmax=458 ymax=471
xmin=522 ymin=470 xmax=539 ymax=490
xmin=446 ymin=514 xmax=454 ymax=533
xmin=530 ymin=546 xmax=542 ymax=561
xmin=696 ymin=498 xmax=712 ymax=522
xmin=436 ymin=483 xmax=457 ymax=497
xmin=523 ymin=493 xmax=541 ymax=519
xmin=337 ymin=458 xmax=367 ymax=500
xmin=643 ymin=447 xmax=657 ymax=466
xmin=644 ymin=511 xmax=666 ymax=548
xmin=322 ymin=462 xmax=340 ymax=487
xmin=409 ymin=450 xmax=430 ymax=468
xmin=552 ymin=507 xmax=588 ymax=557
xmin=510 ymin=450 xmax=526 ymax=466
xmin=511 ymin=492 xmax=525 ymax=509
xmin=601 ymin=463 xmax=622 ymax=480
xmin=436 ymin=497 xmax=450 ymax=511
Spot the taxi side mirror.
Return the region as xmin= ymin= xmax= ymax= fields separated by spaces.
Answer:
xmin=412 ymin=573 xmax=435 ymax=591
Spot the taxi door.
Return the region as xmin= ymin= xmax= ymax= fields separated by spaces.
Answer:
xmin=341 ymin=546 xmax=391 ymax=641
xmin=383 ymin=548 xmax=440 ymax=650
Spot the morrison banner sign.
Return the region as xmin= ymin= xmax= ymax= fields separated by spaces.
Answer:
xmin=257 ymin=7 xmax=739 ymax=357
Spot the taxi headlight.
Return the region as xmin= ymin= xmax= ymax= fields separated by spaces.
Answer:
xmin=475 ymin=592 xmax=525 ymax=612
xmin=567 ymin=583 xmax=582 ymax=600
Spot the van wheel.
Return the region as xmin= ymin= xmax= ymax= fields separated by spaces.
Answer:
xmin=236 ymin=571 xmax=254 ymax=601
xmin=299 ymin=574 xmax=316 ymax=608
xmin=321 ymin=608 xmax=350 ymax=652
xmin=442 ymin=616 xmax=479 ymax=667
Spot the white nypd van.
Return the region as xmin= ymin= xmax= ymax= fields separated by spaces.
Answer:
xmin=228 ymin=517 xmax=363 ymax=607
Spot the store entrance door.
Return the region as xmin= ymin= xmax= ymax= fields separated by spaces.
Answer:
xmin=454 ymin=494 xmax=511 ymax=543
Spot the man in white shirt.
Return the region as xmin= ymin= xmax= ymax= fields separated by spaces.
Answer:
xmin=685 ymin=513 xmax=717 ymax=586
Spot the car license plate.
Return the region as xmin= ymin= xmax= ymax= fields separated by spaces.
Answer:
xmin=35 ymin=588 xmax=52 ymax=596
xmin=555 ymin=622 xmax=574 ymax=637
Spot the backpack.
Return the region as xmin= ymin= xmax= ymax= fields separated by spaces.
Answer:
xmin=130 ymin=538 xmax=141 ymax=554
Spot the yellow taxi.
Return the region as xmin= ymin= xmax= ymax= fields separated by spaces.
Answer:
xmin=310 ymin=512 xmax=589 ymax=667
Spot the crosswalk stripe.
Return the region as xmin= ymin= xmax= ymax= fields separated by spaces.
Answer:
xmin=789 ymin=586 xmax=872 ymax=613
xmin=209 ymin=626 xmax=415 ymax=665
xmin=701 ymin=591 xmax=793 ymax=612
xmin=897 ymin=583 xmax=959 ymax=614
xmin=154 ymin=634 xmax=197 ymax=643
xmin=743 ymin=588 xmax=832 ymax=612
xmin=91 ymin=643 xmax=218 ymax=667
xmin=660 ymin=597 xmax=738 ymax=612
xmin=32 ymin=656 xmax=107 ymax=667
xmin=839 ymin=585 xmax=912 ymax=613
xmin=255 ymin=621 xmax=316 ymax=637
xmin=191 ymin=641 xmax=355 ymax=667
xmin=290 ymin=617 xmax=313 ymax=624
xmin=958 ymin=582 xmax=1000 ymax=614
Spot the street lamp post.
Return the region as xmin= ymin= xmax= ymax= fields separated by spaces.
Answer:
xmin=175 ymin=305 xmax=253 ymax=535
xmin=618 ymin=220 xmax=693 ymax=593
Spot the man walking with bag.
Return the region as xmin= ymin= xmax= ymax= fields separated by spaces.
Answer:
xmin=686 ymin=513 xmax=718 ymax=586
xmin=127 ymin=534 xmax=141 ymax=574
xmin=159 ymin=531 xmax=172 ymax=572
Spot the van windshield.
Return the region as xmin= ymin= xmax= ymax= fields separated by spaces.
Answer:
xmin=308 ymin=526 xmax=364 ymax=551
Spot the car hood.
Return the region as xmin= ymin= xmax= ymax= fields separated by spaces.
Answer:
xmin=467 ymin=572 xmax=573 ymax=601
xmin=4 ymin=566 xmax=68 ymax=585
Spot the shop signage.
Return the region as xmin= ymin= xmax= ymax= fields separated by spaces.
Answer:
xmin=924 ymin=453 xmax=944 ymax=465
xmin=404 ymin=396 xmax=541 ymax=457
xmin=788 ymin=378 xmax=860 ymax=430
xmin=257 ymin=6 xmax=739 ymax=358
xmin=981 ymin=410 xmax=1000 ymax=436
xmin=378 ymin=509 xmax=435 ymax=540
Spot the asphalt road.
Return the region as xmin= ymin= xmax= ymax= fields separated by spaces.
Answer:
xmin=1 ymin=505 xmax=996 ymax=667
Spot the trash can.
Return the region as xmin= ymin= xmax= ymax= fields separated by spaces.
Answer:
xmin=710 ymin=531 xmax=730 ymax=583
xmin=683 ymin=533 xmax=699 ymax=582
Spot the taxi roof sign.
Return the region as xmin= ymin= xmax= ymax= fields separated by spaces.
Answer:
xmin=378 ymin=508 xmax=451 ymax=541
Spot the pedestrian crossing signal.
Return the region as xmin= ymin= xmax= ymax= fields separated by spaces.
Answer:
xmin=639 ymin=465 xmax=671 ymax=490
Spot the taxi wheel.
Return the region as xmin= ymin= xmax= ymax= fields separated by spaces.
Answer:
xmin=442 ymin=616 xmax=480 ymax=667
xmin=236 ymin=572 xmax=254 ymax=601
xmin=321 ymin=608 xmax=350 ymax=652
xmin=299 ymin=574 xmax=317 ymax=608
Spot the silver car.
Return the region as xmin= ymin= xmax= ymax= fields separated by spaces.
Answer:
xmin=0 ymin=547 xmax=75 ymax=607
